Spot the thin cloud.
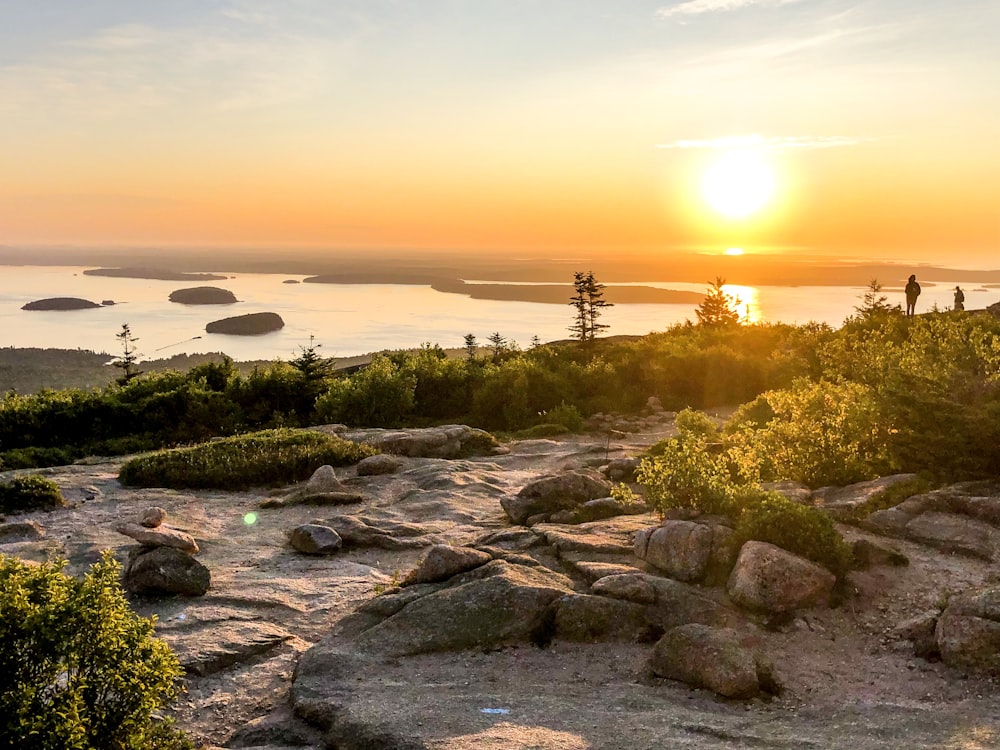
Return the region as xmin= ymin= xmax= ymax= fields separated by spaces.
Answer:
xmin=657 ymin=0 xmax=803 ymax=19
xmin=656 ymin=134 xmax=873 ymax=150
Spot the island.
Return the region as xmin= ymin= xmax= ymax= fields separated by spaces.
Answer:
xmin=205 ymin=312 xmax=284 ymax=335
xmin=22 ymin=297 xmax=101 ymax=311
xmin=168 ymin=287 xmax=238 ymax=305
xmin=83 ymin=267 xmax=227 ymax=281
xmin=282 ymin=279 xmax=301 ymax=284
xmin=429 ymin=279 xmax=705 ymax=305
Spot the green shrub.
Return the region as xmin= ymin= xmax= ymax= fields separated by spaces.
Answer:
xmin=0 ymin=474 xmax=65 ymax=514
xmin=544 ymin=402 xmax=584 ymax=432
xmin=118 ymin=429 xmax=377 ymax=489
xmin=0 ymin=553 xmax=191 ymax=749
xmin=315 ymin=356 xmax=416 ymax=427
xmin=0 ymin=446 xmax=78 ymax=470
xmin=732 ymin=490 xmax=853 ymax=578
xmin=637 ymin=438 xmax=735 ymax=517
xmin=726 ymin=379 xmax=896 ymax=487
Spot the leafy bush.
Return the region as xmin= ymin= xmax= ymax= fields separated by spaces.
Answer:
xmin=544 ymin=402 xmax=584 ymax=432
xmin=0 ymin=474 xmax=65 ymax=514
xmin=726 ymin=379 xmax=896 ymax=487
xmin=637 ymin=436 xmax=735 ymax=517
xmin=315 ymin=356 xmax=416 ymax=427
xmin=0 ymin=553 xmax=191 ymax=749
xmin=512 ymin=423 xmax=570 ymax=439
xmin=118 ymin=429 xmax=377 ymax=489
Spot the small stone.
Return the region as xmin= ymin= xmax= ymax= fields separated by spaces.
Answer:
xmin=289 ymin=524 xmax=343 ymax=555
xmin=140 ymin=507 xmax=167 ymax=528
xmin=115 ymin=522 xmax=199 ymax=554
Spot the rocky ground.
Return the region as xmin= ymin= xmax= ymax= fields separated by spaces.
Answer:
xmin=3 ymin=414 xmax=1000 ymax=750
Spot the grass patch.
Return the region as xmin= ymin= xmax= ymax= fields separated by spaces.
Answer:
xmin=118 ymin=429 xmax=377 ymax=490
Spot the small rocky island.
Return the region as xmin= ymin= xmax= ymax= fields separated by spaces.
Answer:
xmin=168 ymin=287 xmax=238 ymax=305
xmin=22 ymin=297 xmax=101 ymax=311
xmin=205 ymin=312 xmax=284 ymax=335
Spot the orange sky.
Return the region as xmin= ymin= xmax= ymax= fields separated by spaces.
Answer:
xmin=1 ymin=2 xmax=997 ymax=265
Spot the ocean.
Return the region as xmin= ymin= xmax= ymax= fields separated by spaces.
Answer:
xmin=0 ymin=265 xmax=991 ymax=361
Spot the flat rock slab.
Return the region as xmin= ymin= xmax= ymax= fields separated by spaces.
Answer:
xmin=811 ymin=474 xmax=918 ymax=516
xmin=163 ymin=621 xmax=294 ymax=676
xmin=535 ymin=527 xmax=634 ymax=555
xmin=904 ymin=512 xmax=1000 ymax=561
xmin=115 ymin=522 xmax=199 ymax=553
xmin=0 ymin=520 xmax=45 ymax=544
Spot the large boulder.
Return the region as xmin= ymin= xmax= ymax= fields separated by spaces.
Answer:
xmin=356 ymin=454 xmax=403 ymax=476
xmin=122 ymin=546 xmax=210 ymax=596
xmin=727 ymin=541 xmax=836 ymax=615
xmin=635 ymin=521 xmax=714 ymax=582
xmin=936 ymin=586 xmax=1000 ymax=674
xmin=402 ymin=545 xmax=492 ymax=585
xmin=353 ymin=560 xmax=573 ymax=656
xmin=502 ymin=471 xmax=612 ymax=525
xmin=648 ymin=624 xmax=774 ymax=699
xmin=591 ymin=572 xmax=742 ymax=629
xmin=552 ymin=594 xmax=653 ymax=642
xmin=289 ymin=524 xmax=343 ymax=555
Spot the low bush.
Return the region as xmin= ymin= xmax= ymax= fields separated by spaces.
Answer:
xmin=544 ymin=402 xmax=584 ymax=432
xmin=731 ymin=490 xmax=853 ymax=578
xmin=0 ymin=474 xmax=65 ymax=514
xmin=512 ymin=423 xmax=570 ymax=439
xmin=118 ymin=429 xmax=377 ymax=489
xmin=0 ymin=553 xmax=191 ymax=749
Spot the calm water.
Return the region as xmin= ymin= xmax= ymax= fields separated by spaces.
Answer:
xmin=0 ymin=266 xmax=991 ymax=361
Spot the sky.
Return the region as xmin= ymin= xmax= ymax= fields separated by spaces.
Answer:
xmin=0 ymin=0 xmax=997 ymax=264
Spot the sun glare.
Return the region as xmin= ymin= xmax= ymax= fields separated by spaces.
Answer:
xmin=725 ymin=247 xmax=744 ymax=256
xmin=702 ymin=150 xmax=776 ymax=219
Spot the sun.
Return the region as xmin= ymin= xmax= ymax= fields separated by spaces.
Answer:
xmin=702 ymin=150 xmax=776 ymax=219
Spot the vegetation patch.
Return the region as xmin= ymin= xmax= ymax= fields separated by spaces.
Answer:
xmin=118 ymin=429 xmax=377 ymax=490
xmin=0 ymin=553 xmax=191 ymax=749
xmin=0 ymin=474 xmax=65 ymax=515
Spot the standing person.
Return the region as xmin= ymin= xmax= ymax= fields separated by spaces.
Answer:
xmin=954 ymin=286 xmax=965 ymax=311
xmin=904 ymin=274 xmax=921 ymax=317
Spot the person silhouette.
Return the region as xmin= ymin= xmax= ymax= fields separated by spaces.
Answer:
xmin=904 ymin=274 xmax=921 ymax=317
xmin=954 ymin=286 xmax=965 ymax=311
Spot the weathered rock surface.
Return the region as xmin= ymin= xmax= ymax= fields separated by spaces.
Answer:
xmin=326 ymin=515 xmax=430 ymax=550
xmin=402 ymin=544 xmax=491 ymax=585
xmin=123 ymin=546 xmax=211 ymax=596
xmin=289 ymin=524 xmax=343 ymax=555
xmin=164 ymin=621 xmax=293 ymax=676
xmin=936 ymin=586 xmax=1000 ymax=674
xmin=648 ymin=624 xmax=774 ymax=699
xmin=893 ymin=610 xmax=940 ymax=659
xmin=115 ymin=521 xmax=200 ymax=553
xmin=812 ymin=474 xmax=918 ymax=518
xmin=0 ymin=519 xmax=45 ymax=544
xmin=592 ymin=572 xmax=742 ymax=629
xmin=502 ymin=470 xmax=612 ymax=524
xmin=205 ymin=312 xmax=284 ymax=335
xmin=168 ymin=286 xmax=238 ymax=304
xmin=851 ymin=538 xmax=909 ymax=569
xmin=727 ymin=542 xmax=836 ymax=614
xmin=352 ymin=560 xmax=574 ymax=656
xmin=602 ymin=457 xmax=640 ymax=482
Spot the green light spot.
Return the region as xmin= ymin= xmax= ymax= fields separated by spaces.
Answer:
xmin=243 ymin=512 xmax=258 ymax=526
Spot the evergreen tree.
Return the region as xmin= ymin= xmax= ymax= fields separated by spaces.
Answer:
xmin=695 ymin=278 xmax=742 ymax=326
xmin=584 ymin=272 xmax=613 ymax=339
xmin=486 ymin=332 xmax=506 ymax=363
xmin=569 ymin=271 xmax=590 ymax=341
xmin=569 ymin=271 xmax=612 ymax=341
xmin=112 ymin=323 xmax=142 ymax=385
xmin=854 ymin=278 xmax=898 ymax=319
xmin=290 ymin=335 xmax=336 ymax=382
xmin=463 ymin=333 xmax=478 ymax=360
